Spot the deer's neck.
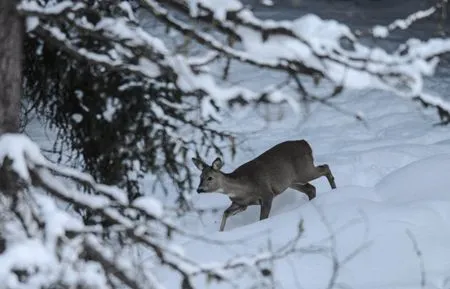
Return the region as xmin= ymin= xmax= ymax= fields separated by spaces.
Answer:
xmin=219 ymin=173 xmax=251 ymax=199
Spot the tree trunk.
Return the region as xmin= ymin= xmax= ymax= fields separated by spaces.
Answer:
xmin=0 ymin=0 xmax=23 ymax=134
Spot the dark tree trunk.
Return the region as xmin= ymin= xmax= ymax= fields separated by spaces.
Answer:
xmin=0 ymin=0 xmax=23 ymax=134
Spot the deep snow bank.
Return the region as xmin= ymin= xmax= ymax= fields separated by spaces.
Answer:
xmin=163 ymin=154 xmax=450 ymax=289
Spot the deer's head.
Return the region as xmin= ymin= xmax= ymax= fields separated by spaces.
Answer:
xmin=192 ymin=157 xmax=224 ymax=193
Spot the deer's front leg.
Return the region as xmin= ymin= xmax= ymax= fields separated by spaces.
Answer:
xmin=259 ymin=198 xmax=273 ymax=220
xmin=220 ymin=202 xmax=247 ymax=232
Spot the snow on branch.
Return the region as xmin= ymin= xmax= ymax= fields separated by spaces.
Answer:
xmin=18 ymin=0 xmax=296 ymax=121
xmin=18 ymin=0 xmax=450 ymax=119
xmin=19 ymin=0 xmax=85 ymax=15
xmin=371 ymin=6 xmax=437 ymax=38
xmin=415 ymin=92 xmax=450 ymax=125
xmin=0 ymin=133 xmax=318 ymax=289
xmin=155 ymin=0 xmax=450 ymax=115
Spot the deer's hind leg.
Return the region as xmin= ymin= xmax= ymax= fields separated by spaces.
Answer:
xmin=318 ymin=164 xmax=336 ymax=189
xmin=309 ymin=164 xmax=336 ymax=189
xmin=290 ymin=183 xmax=316 ymax=200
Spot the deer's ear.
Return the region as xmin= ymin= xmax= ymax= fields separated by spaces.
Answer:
xmin=192 ymin=158 xmax=206 ymax=170
xmin=212 ymin=157 xmax=224 ymax=171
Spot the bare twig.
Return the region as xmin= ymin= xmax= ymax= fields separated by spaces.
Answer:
xmin=406 ymin=229 xmax=426 ymax=288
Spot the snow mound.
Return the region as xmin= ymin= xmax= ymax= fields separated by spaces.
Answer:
xmin=162 ymin=153 xmax=450 ymax=289
xmin=376 ymin=153 xmax=450 ymax=204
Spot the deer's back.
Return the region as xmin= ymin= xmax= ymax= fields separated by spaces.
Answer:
xmin=229 ymin=140 xmax=314 ymax=193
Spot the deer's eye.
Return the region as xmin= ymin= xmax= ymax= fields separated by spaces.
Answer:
xmin=207 ymin=177 xmax=213 ymax=181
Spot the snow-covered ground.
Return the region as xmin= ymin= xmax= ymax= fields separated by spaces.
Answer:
xmin=25 ymin=83 xmax=450 ymax=288
xmin=155 ymin=84 xmax=450 ymax=288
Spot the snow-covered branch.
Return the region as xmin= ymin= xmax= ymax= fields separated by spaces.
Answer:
xmin=372 ymin=6 xmax=437 ymax=38
xmin=147 ymin=0 xmax=450 ymax=125
xmin=158 ymin=0 xmax=447 ymax=93
xmin=18 ymin=0 xmax=450 ymax=120
xmin=19 ymin=0 xmax=293 ymax=118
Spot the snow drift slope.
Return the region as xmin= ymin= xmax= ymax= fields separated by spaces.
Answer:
xmin=163 ymin=154 xmax=450 ymax=289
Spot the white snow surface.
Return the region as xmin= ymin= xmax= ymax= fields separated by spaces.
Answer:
xmin=152 ymin=85 xmax=450 ymax=289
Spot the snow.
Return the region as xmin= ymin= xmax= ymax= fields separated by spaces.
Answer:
xmin=138 ymin=58 xmax=161 ymax=78
xmin=155 ymin=86 xmax=450 ymax=289
xmin=18 ymin=1 xmax=85 ymax=15
xmin=19 ymin=0 xmax=450 ymax=113
xmin=132 ymin=196 xmax=164 ymax=218
xmin=372 ymin=6 xmax=437 ymax=38
xmin=102 ymin=97 xmax=121 ymax=122
xmin=261 ymin=0 xmax=274 ymax=7
xmin=190 ymin=0 xmax=243 ymax=21
xmin=25 ymin=17 xmax=39 ymax=32
xmin=0 ymin=239 xmax=59 ymax=288
xmin=118 ymin=1 xmax=136 ymax=22
xmin=71 ymin=113 xmax=83 ymax=123
xmin=15 ymin=0 xmax=450 ymax=288
xmin=0 ymin=133 xmax=47 ymax=182
xmin=372 ymin=25 xmax=389 ymax=38
xmin=33 ymin=192 xmax=84 ymax=249
xmin=188 ymin=0 xmax=200 ymax=18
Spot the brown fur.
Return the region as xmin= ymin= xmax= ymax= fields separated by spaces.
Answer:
xmin=192 ymin=140 xmax=336 ymax=231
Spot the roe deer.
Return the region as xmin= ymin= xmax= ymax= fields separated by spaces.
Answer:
xmin=192 ymin=140 xmax=336 ymax=231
